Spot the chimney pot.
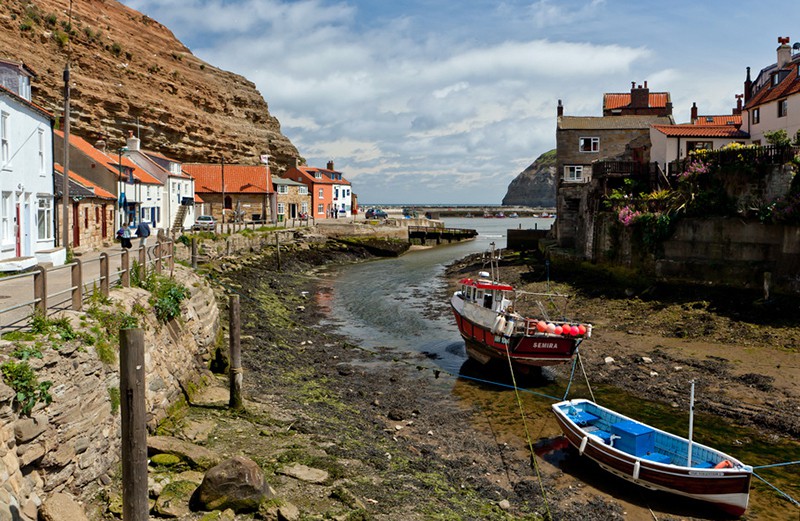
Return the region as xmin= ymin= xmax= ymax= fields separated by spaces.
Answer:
xmin=557 ymin=99 xmax=564 ymax=117
xmin=691 ymin=102 xmax=698 ymax=123
xmin=327 ymin=160 xmax=334 ymax=171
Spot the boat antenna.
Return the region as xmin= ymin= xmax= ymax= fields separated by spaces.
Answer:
xmin=687 ymin=380 xmax=695 ymax=466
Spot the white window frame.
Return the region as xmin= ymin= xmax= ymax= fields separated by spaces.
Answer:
xmin=317 ymin=203 xmax=324 ymax=214
xmin=1 ymin=112 xmax=9 ymax=168
xmin=37 ymin=196 xmax=52 ymax=240
xmin=38 ymin=128 xmax=45 ymax=175
xmin=752 ymin=107 xmax=760 ymax=124
xmin=579 ymin=137 xmax=599 ymax=152
xmin=277 ymin=185 xmax=288 ymax=194
xmin=564 ymin=165 xmax=584 ymax=182
xmin=1 ymin=192 xmax=11 ymax=243
xmin=299 ymin=186 xmax=308 ymax=195
xmin=277 ymin=202 xmax=285 ymax=215
xmin=301 ymin=202 xmax=308 ymax=214
xmin=318 ymin=188 xmax=324 ymax=199
xmin=778 ymin=99 xmax=788 ymax=118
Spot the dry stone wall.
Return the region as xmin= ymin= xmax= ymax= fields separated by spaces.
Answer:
xmin=0 ymin=265 xmax=220 ymax=520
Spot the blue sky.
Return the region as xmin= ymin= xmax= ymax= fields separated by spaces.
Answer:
xmin=122 ymin=0 xmax=800 ymax=204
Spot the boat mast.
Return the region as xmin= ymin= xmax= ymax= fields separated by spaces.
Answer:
xmin=687 ymin=380 xmax=695 ymax=466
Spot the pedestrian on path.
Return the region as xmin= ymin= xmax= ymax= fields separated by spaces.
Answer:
xmin=117 ymin=222 xmax=132 ymax=249
xmin=136 ymin=220 xmax=151 ymax=248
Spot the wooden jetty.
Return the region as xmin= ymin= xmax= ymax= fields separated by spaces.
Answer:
xmin=408 ymin=226 xmax=477 ymax=246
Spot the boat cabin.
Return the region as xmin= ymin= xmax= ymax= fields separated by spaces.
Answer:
xmin=458 ymin=273 xmax=515 ymax=314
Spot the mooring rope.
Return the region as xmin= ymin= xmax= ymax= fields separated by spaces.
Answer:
xmin=577 ymin=350 xmax=596 ymax=403
xmin=752 ymin=472 xmax=800 ymax=507
xmin=752 ymin=460 xmax=800 ymax=469
xmin=503 ymin=347 xmax=552 ymax=521
xmin=561 ymin=350 xmax=580 ymax=401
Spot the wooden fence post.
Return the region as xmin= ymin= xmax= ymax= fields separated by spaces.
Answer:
xmin=168 ymin=240 xmax=175 ymax=277
xmin=33 ymin=266 xmax=47 ymax=316
xmin=155 ymin=240 xmax=162 ymax=275
xmin=120 ymin=327 xmax=148 ymax=521
xmin=275 ymin=233 xmax=281 ymax=271
xmin=71 ymin=258 xmax=82 ymax=311
xmin=121 ymin=249 xmax=130 ymax=288
xmin=229 ymin=294 xmax=243 ymax=410
xmin=191 ymin=238 xmax=197 ymax=269
xmin=138 ymin=246 xmax=146 ymax=280
xmin=100 ymin=253 xmax=109 ymax=297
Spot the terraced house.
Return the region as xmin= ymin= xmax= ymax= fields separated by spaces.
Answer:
xmin=284 ymin=160 xmax=353 ymax=219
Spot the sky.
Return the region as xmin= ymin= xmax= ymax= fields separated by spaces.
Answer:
xmin=122 ymin=0 xmax=800 ymax=205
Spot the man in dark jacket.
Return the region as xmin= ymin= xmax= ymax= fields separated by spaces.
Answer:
xmin=136 ymin=220 xmax=151 ymax=248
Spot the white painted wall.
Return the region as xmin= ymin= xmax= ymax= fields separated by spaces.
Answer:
xmin=745 ymin=90 xmax=800 ymax=143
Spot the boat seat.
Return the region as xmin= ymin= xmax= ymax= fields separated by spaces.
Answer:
xmin=584 ymin=427 xmax=612 ymax=444
xmin=692 ymin=461 xmax=714 ymax=469
xmin=641 ymin=452 xmax=672 ymax=464
xmin=568 ymin=410 xmax=599 ymax=426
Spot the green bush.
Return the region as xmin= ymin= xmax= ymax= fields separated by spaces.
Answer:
xmin=1 ymin=360 xmax=53 ymax=416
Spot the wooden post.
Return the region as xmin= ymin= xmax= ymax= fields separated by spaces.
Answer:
xmin=120 ymin=328 xmax=148 ymax=521
xmin=168 ymin=240 xmax=175 ymax=277
xmin=33 ymin=266 xmax=47 ymax=316
xmin=138 ymin=246 xmax=146 ymax=280
xmin=275 ymin=233 xmax=281 ymax=271
xmin=226 ymin=238 xmax=231 ymax=256
xmin=154 ymin=240 xmax=162 ymax=275
xmin=121 ymin=249 xmax=130 ymax=288
xmin=228 ymin=294 xmax=243 ymax=410
xmin=100 ymin=253 xmax=109 ymax=297
xmin=71 ymin=258 xmax=82 ymax=310
xmin=191 ymin=237 xmax=197 ymax=269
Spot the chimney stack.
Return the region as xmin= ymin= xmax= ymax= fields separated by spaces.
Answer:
xmin=735 ymin=94 xmax=743 ymax=115
xmin=690 ymin=102 xmax=698 ymax=123
xmin=777 ymin=36 xmax=792 ymax=68
xmin=327 ymin=160 xmax=334 ymax=171
xmin=126 ymin=130 xmax=140 ymax=152
xmin=557 ymin=99 xmax=563 ymax=117
xmin=744 ymin=66 xmax=752 ymax=103
xmin=630 ymin=81 xmax=650 ymax=109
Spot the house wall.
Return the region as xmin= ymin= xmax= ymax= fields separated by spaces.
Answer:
xmin=746 ymin=94 xmax=800 ymax=143
xmin=72 ymin=200 xmax=115 ymax=251
xmin=276 ymin=186 xmax=311 ymax=221
xmin=54 ymin=136 xmax=118 ymax=195
xmin=649 ymin=131 xmax=745 ymax=173
xmin=0 ymin=97 xmax=54 ymax=260
xmin=196 ymin=193 xmax=269 ymax=223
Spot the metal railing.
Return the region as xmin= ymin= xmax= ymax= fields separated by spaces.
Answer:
xmin=0 ymin=240 xmax=175 ymax=332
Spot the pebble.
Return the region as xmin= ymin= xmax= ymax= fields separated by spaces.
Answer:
xmin=641 ymin=356 xmax=653 ymax=364
xmin=649 ymin=371 xmax=659 ymax=377
xmin=604 ymin=356 xmax=615 ymax=365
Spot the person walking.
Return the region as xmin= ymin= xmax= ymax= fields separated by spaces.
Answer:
xmin=136 ymin=220 xmax=151 ymax=248
xmin=117 ymin=222 xmax=132 ymax=249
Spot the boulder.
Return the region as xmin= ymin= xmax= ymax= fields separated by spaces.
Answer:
xmin=191 ymin=456 xmax=275 ymax=513
xmin=278 ymin=463 xmax=329 ymax=484
xmin=39 ymin=493 xmax=89 ymax=521
xmin=154 ymin=480 xmax=197 ymax=518
xmin=148 ymin=435 xmax=221 ymax=470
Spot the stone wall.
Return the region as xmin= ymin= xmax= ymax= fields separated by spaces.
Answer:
xmin=0 ymin=265 xmax=220 ymax=520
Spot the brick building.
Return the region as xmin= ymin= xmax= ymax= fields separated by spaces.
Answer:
xmin=273 ymin=175 xmax=311 ymax=222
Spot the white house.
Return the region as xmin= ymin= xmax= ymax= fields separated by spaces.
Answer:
xmin=742 ymin=37 xmax=800 ymax=144
xmin=123 ymin=132 xmax=196 ymax=232
xmin=0 ymin=59 xmax=56 ymax=269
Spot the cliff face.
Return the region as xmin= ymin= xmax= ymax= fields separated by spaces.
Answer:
xmin=501 ymin=149 xmax=556 ymax=207
xmin=0 ymin=0 xmax=300 ymax=170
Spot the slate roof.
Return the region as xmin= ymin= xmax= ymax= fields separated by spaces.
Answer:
xmin=652 ymin=125 xmax=750 ymax=138
xmin=603 ymin=92 xmax=671 ymax=110
xmin=273 ymin=175 xmax=305 ymax=187
xmin=559 ymin=115 xmax=673 ymax=130
xmin=182 ymin=163 xmax=272 ymax=194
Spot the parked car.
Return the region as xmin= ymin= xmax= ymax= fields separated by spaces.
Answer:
xmin=192 ymin=215 xmax=216 ymax=231
xmin=365 ymin=208 xmax=388 ymax=219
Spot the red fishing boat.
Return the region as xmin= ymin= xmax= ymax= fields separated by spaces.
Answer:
xmin=449 ymin=246 xmax=591 ymax=368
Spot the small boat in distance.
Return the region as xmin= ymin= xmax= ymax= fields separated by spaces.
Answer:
xmin=450 ymin=245 xmax=591 ymax=369
xmin=508 ymin=212 xmax=519 ymax=218
xmin=551 ymin=397 xmax=752 ymax=516
xmin=496 ymin=212 xmax=506 ymax=218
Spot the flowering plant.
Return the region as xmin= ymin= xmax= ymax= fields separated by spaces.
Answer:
xmin=617 ymin=206 xmax=641 ymax=227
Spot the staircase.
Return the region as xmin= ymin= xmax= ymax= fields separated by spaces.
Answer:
xmin=172 ymin=205 xmax=189 ymax=232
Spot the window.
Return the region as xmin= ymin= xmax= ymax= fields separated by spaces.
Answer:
xmin=318 ymin=188 xmax=324 ymax=199
xmin=277 ymin=202 xmax=285 ymax=214
xmin=772 ymin=73 xmax=781 ymax=87
xmin=687 ymin=141 xmax=713 ymax=152
xmin=314 ymin=171 xmax=322 ymax=179
xmin=84 ymin=207 xmax=89 ymax=228
xmin=301 ymin=202 xmax=308 ymax=214
xmin=299 ymin=186 xmax=308 ymax=195
xmin=1 ymin=192 xmax=11 ymax=241
xmin=1 ymin=112 xmax=8 ymax=167
xmin=579 ymin=137 xmax=599 ymax=152
xmin=37 ymin=197 xmax=52 ymax=240
xmin=317 ymin=203 xmax=324 ymax=214
xmin=277 ymin=185 xmax=288 ymax=194
xmin=752 ymin=108 xmax=760 ymax=124
xmin=778 ymin=99 xmax=788 ymax=118
xmin=564 ymin=165 xmax=583 ymax=182
xmin=38 ymin=129 xmax=45 ymax=175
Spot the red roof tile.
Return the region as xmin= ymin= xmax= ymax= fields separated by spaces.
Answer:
xmin=54 ymin=130 xmax=162 ymax=185
xmin=292 ymin=166 xmax=351 ymax=185
xmin=604 ymin=92 xmax=670 ymax=110
xmin=54 ymin=163 xmax=116 ymax=199
xmin=694 ymin=114 xmax=742 ymax=126
xmin=182 ymin=163 xmax=272 ymax=194
xmin=652 ymin=125 xmax=749 ymax=138
xmin=747 ymin=60 xmax=800 ymax=108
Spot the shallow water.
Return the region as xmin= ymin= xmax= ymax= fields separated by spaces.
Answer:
xmin=316 ymin=216 xmax=800 ymax=519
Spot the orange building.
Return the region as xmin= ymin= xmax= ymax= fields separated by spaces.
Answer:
xmin=284 ymin=161 xmax=353 ymax=218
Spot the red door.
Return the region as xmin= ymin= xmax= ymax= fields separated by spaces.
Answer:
xmin=72 ymin=203 xmax=80 ymax=247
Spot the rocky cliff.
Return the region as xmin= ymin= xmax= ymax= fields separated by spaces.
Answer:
xmin=1 ymin=0 xmax=300 ymax=170
xmin=502 ymin=149 xmax=556 ymax=207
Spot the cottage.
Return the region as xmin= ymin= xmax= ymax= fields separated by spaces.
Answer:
xmin=182 ymin=162 xmax=274 ymax=224
xmin=273 ymin=175 xmax=311 ymax=222
xmin=284 ymin=160 xmax=353 ymax=219
xmin=53 ymin=164 xmax=116 ymax=251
